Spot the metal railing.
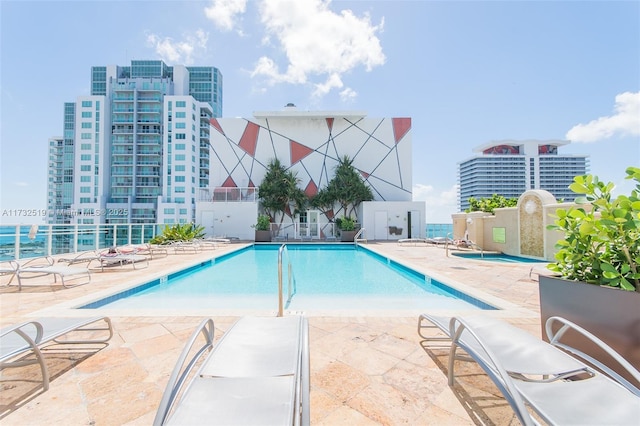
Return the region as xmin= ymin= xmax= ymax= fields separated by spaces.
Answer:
xmin=354 ymin=228 xmax=367 ymax=246
xmin=198 ymin=187 xmax=259 ymax=203
xmin=271 ymin=222 xmax=339 ymax=241
xmin=277 ymin=244 xmax=297 ymax=317
xmin=0 ymin=223 xmax=163 ymax=261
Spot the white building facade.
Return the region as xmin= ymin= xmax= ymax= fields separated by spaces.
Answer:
xmin=47 ymin=60 xmax=222 ymax=225
xmin=196 ymin=107 xmax=425 ymax=240
xmin=457 ymin=140 xmax=589 ymax=212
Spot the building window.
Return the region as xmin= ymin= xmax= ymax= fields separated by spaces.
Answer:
xmin=81 ymin=100 xmax=92 ymax=107
xmin=81 ymin=111 xmax=92 ymax=118
xmin=175 ymin=165 xmax=185 ymax=171
xmin=175 ymin=112 xmax=186 ymax=118
xmin=81 ymin=122 xmax=92 ymax=129
xmin=80 ymin=176 xmax=91 ymax=182
xmin=80 ymin=165 xmax=91 ymax=171
xmin=81 ymin=133 xmax=92 ymax=139
xmin=179 ymin=208 xmax=187 ymax=215
xmin=175 ymin=176 xmax=185 ymax=182
xmin=175 ymin=186 xmax=185 ymax=193
xmin=164 ymin=208 xmax=175 ymax=214
xmin=176 ymin=101 xmax=186 ymax=107
xmin=175 ymin=154 xmax=185 ymax=161
xmin=175 ymin=144 xmax=185 ymax=150
xmin=80 ymin=197 xmax=91 ymax=203
xmin=81 ymin=154 xmax=91 ymax=161
xmin=80 ymin=187 xmax=91 ymax=193
xmin=175 ymin=122 xmax=186 ymax=129
xmin=175 ymin=133 xmax=186 ymax=139
xmin=81 ymin=144 xmax=91 ymax=150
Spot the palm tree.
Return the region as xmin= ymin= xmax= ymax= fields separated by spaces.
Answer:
xmin=325 ymin=155 xmax=373 ymax=220
xmin=258 ymin=158 xmax=306 ymax=226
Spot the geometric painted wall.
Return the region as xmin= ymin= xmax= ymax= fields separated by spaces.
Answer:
xmin=208 ymin=109 xmax=412 ymax=203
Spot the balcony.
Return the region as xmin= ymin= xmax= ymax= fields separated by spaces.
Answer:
xmin=0 ymin=223 xmax=164 ymax=260
xmin=199 ymin=187 xmax=258 ymax=203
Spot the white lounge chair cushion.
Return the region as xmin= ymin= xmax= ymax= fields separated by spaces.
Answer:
xmin=167 ymin=376 xmax=296 ymax=425
xmin=20 ymin=265 xmax=89 ymax=277
xmin=0 ymin=317 xmax=109 ymax=358
xmin=200 ymin=316 xmax=302 ymax=377
xmin=515 ymin=374 xmax=640 ymax=425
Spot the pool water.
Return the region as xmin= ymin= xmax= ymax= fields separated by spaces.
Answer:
xmin=82 ymin=244 xmax=495 ymax=311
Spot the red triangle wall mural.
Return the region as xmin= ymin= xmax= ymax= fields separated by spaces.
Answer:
xmin=392 ymin=117 xmax=411 ymax=144
xmin=239 ymin=122 xmax=260 ymax=156
xmin=290 ymin=140 xmax=314 ymax=164
xmin=326 ymin=117 xmax=334 ymax=132
xmin=305 ymin=180 xmax=318 ymax=197
xmin=221 ymin=176 xmax=237 ymax=187
xmin=209 ymin=118 xmax=224 ymax=135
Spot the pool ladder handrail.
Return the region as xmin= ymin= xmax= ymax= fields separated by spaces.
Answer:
xmin=277 ymin=244 xmax=297 ymax=317
xmin=354 ymin=228 xmax=367 ymax=246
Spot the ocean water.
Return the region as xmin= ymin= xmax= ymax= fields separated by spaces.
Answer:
xmin=425 ymin=223 xmax=452 ymax=238
xmin=0 ymin=225 xmax=47 ymax=261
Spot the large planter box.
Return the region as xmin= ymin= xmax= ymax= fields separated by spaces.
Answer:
xmin=254 ymin=230 xmax=271 ymax=242
xmin=340 ymin=230 xmax=357 ymax=242
xmin=539 ymin=275 xmax=640 ymax=388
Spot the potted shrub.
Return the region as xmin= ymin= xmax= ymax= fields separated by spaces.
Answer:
xmin=253 ymin=214 xmax=272 ymax=242
xmin=541 ymin=166 xmax=639 ymax=385
xmin=149 ymin=223 xmax=205 ymax=245
xmin=337 ymin=216 xmax=358 ymax=242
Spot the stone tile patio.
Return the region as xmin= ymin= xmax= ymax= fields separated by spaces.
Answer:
xmin=0 ymin=242 xmax=544 ymax=425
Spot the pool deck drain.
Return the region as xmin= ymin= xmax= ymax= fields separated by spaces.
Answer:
xmin=1 ymin=242 xmax=542 ymax=425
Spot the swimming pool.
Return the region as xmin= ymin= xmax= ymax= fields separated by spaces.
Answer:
xmin=81 ymin=244 xmax=496 ymax=312
xmin=452 ymin=252 xmax=545 ymax=264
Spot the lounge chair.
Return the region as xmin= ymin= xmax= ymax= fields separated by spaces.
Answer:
xmin=193 ymin=239 xmax=218 ymax=250
xmin=398 ymin=238 xmax=428 ymax=246
xmin=169 ymin=241 xmax=201 ymax=254
xmin=154 ymin=316 xmax=310 ymax=426
xmin=58 ymin=250 xmax=102 ymax=266
xmin=0 ymin=316 xmax=113 ymax=391
xmin=205 ymin=237 xmax=230 ymax=244
xmin=117 ymin=243 xmax=168 ymax=259
xmin=97 ymin=249 xmax=149 ymax=271
xmin=418 ymin=314 xmax=640 ymax=426
xmin=0 ymin=260 xmax=19 ymax=284
xmin=12 ymin=256 xmax=91 ymax=290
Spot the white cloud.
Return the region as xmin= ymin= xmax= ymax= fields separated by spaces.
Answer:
xmin=251 ymin=0 xmax=385 ymax=97
xmin=339 ymin=87 xmax=357 ymax=102
xmin=14 ymin=182 xmax=29 ymax=187
xmin=204 ymin=0 xmax=247 ymax=33
xmin=146 ymin=30 xmax=209 ymax=65
xmin=413 ymin=183 xmax=459 ymax=224
xmin=312 ymin=73 xmax=343 ymax=98
xmin=566 ymin=91 xmax=640 ymax=143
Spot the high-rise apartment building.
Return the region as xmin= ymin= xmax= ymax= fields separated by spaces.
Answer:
xmin=457 ymin=140 xmax=589 ymax=212
xmin=46 ymin=60 xmax=222 ymax=225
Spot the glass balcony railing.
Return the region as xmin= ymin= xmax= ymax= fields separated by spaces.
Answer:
xmin=198 ymin=187 xmax=259 ymax=203
xmin=0 ymin=223 xmax=163 ymax=261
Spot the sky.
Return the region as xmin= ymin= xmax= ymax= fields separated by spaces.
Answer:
xmin=1 ymin=0 xmax=639 ymax=225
